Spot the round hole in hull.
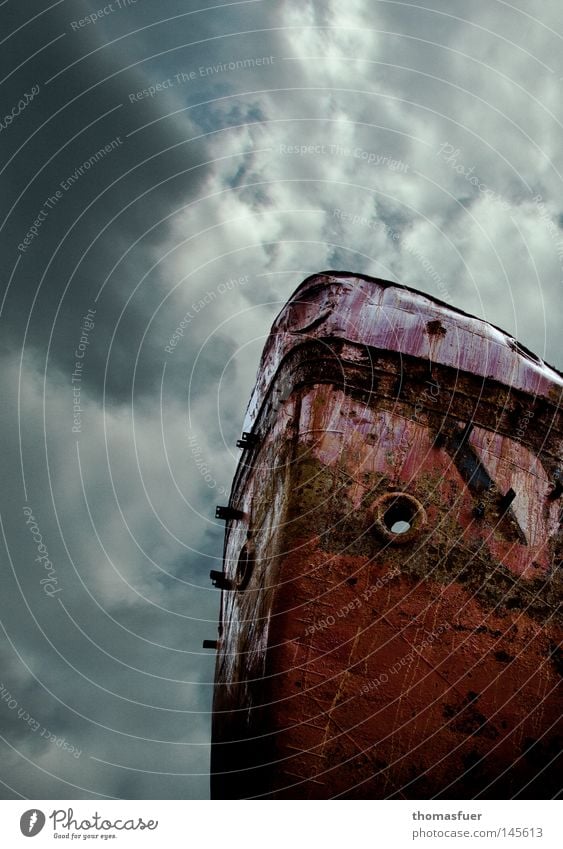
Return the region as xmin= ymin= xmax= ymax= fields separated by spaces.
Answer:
xmin=370 ymin=492 xmax=426 ymax=544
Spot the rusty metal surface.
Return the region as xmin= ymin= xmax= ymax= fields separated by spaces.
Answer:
xmin=210 ymin=271 xmax=562 ymax=799
xmin=243 ymin=272 xmax=562 ymax=434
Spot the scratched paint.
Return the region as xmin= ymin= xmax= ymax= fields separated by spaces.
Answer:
xmin=209 ymin=272 xmax=562 ymax=799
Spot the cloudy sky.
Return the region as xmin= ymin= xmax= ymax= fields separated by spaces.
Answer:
xmin=0 ymin=0 xmax=562 ymax=800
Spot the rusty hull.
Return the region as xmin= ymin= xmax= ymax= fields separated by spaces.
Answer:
xmin=210 ymin=272 xmax=563 ymax=799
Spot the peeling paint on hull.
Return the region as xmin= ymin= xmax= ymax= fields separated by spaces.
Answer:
xmin=209 ymin=272 xmax=563 ymax=799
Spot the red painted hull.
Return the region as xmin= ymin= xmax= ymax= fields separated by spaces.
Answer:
xmin=210 ymin=272 xmax=563 ymax=799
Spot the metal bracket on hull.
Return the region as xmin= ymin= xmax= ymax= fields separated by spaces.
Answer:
xmin=210 ymin=570 xmax=233 ymax=590
xmin=236 ymin=432 xmax=260 ymax=450
xmin=215 ymin=506 xmax=245 ymax=521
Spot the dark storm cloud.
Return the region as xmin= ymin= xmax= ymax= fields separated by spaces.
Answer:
xmin=0 ymin=0 xmax=283 ymax=404
xmin=0 ymin=0 xmax=258 ymax=800
xmin=0 ymin=1 xmax=219 ymax=401
xmin=0 ymin=349 xmax=218 ymax=799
